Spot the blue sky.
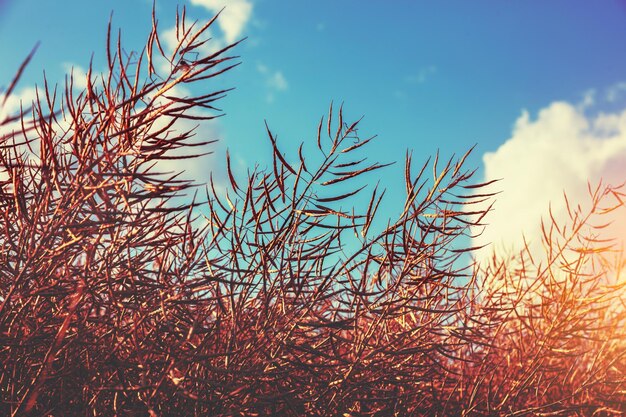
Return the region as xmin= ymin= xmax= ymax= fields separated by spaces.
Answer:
xmin=2 ymin=0 xmax=626 ymax=258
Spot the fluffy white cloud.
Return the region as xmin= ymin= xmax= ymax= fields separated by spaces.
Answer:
xmin=0 ymin=86 xmax=37 ymax=125
xmin=189 ymin=0 xmax=253 ymax=44
xmin=474 ymin=100 xmax=626 ymax=267
xmin=152 ymin=88 xmax=224 ymax=191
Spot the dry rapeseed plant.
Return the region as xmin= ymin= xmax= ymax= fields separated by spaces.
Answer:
xmin=0 ymin=6 xmax=625 ymax=417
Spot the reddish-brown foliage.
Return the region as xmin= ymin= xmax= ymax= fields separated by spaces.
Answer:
xmin=1 ymin=7 xmax=625 ymax=417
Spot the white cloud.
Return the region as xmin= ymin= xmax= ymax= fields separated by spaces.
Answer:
xmin=161 ymin=25 xmax=183 ymax=57
xmin=256 ymin=62 xmax=288 ymax=103
xmin=161 ymin=24 xmax=224 ymax=56
xmin=1 ymin=61 xmax=95 ymax=136
xmin=62 ymin=63 xmax=89 ymax=90
xmin=0 ymin=86 xmax=37 ymax=124
xmin=267 ymin=71 xmax=288 ymax=91
xmin=159 ymin=23 xmax=226 ymax=75
xmin=474 ymin=101 xmax=626 ymax=268
xmin=0 ymin=87 xmax=39 ymax=184
xmin=405 ymin=65 xmax=437 ymax=85
xmin=606 ymin=81 xmax=626 ymax=103
xmin=580 ymin=88 xmax=595 ymax=109
xmin=2 ymin=64 xmax=94 ymax=143
xmin=0 ymin=79 xmax=224 ymax=200
xmin=138 ymin=84 xmax=225 ymax=194
xmin=256 ymin=63 xmax=268 ymax=74
xmin=189 ymin=0 xmax=253 ymax=44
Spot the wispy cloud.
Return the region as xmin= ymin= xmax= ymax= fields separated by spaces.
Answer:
xmin=473 ymin=100 xmax=626 ymax=267
xmin=606 ymin=81 xmax=626 ymax=103
xmin=394 ymin=65 xmax=437 ymax=100
xmin=405 ymin=65 xmax=437 ymax=85
xmin=188 ymin=0 xmax=253 ymax=44
xmin=257 ymin=62 xmax=288 ymax=103
xmin=266 ymin=70 xmax=288 ymax=91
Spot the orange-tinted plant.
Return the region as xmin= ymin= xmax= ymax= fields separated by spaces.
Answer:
xmin=1 ymin=7 xmax=625 ymax=417
xmin=460 ymin=183 xmax=626 ymax=416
